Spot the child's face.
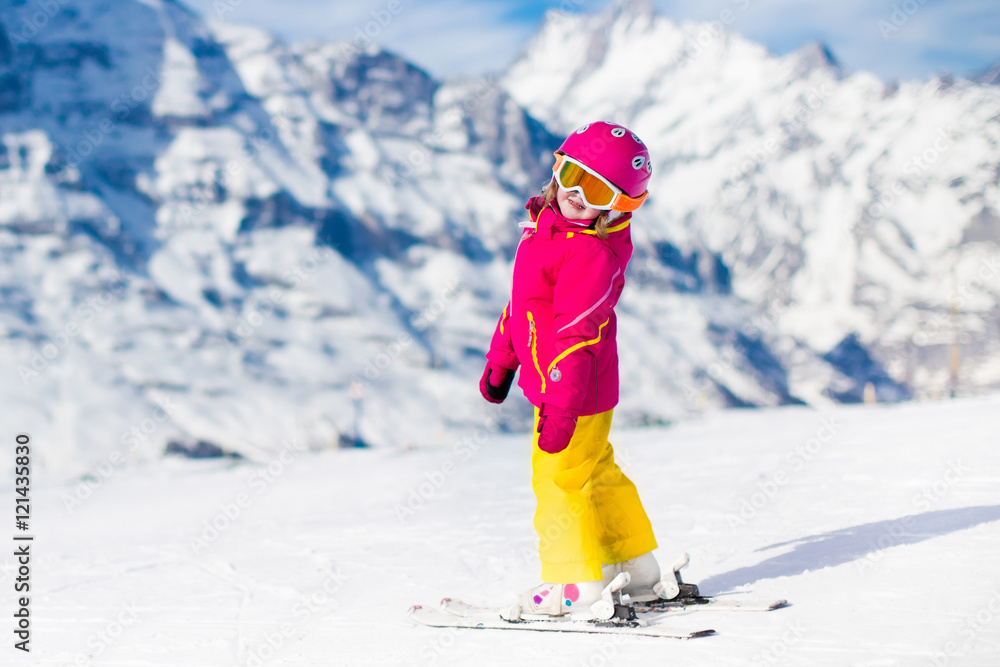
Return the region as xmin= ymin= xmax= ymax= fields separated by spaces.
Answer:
xmin=555 ymin=187 xmax=602 ymax=222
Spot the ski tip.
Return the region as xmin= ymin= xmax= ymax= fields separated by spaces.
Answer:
xmin=690 ymin=628 xmax=716 ymax=638
xmin=771 ymin=599 xmax=790 ymax=610
xmin=440 ymin=597 xmax=453 ymax=606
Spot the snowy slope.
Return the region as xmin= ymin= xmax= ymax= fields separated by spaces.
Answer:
xmin=15 ymin=395 xmax=1000 ymax=665
xmin=504 ymin=0 xmax=1000 ymax=401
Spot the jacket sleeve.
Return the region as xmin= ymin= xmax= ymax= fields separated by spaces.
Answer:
xmin=486 ymin=301 xmax=519 ymax=371
xmin=544 ymin=244 xmax=623 ymax=413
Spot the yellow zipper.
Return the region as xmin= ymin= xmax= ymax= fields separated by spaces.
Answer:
xmin=526 ymin=311 xmax=546 ymax=394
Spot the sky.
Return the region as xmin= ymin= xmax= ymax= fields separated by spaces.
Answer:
xmin=188 ymin=0 xmax=1000 ymax=83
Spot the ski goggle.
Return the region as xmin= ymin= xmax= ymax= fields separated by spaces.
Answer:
xmin=551 ymin=153 xmax=648 ymax=212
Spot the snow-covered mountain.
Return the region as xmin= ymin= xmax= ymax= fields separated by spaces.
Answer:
xmin=504 ymin=0 xmax=1000 ymax=402
xmin=975 ymin=60 xmax=1000 ymax=86
xmin=1 ymin=0 xmax=997 ymax=472
xmin=0 ymin=0 xmax=556 ymax=471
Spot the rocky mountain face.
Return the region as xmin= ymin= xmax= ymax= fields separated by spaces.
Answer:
xmin=1 ymin=0 xmax=996 ymax=471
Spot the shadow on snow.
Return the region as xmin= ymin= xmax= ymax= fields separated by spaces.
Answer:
xmin=701 ymin=505 xmax=1000 ymax=593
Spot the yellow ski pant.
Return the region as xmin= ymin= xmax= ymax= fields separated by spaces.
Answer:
xmin=531 ymin=408 xmax=658 ymax=583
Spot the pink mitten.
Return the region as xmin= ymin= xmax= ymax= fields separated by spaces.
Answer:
xmin=536 ymin=404 xmax=578 ymax=454
xmin=480 ymin=361 xmax=515 ymax=404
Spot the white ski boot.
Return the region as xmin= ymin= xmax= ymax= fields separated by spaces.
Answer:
xmin=602 ymin=552 xmax=698 ymax=602
xmin=501 ymin=572 xmax=633 ymax=622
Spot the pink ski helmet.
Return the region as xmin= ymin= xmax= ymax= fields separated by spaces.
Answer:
xmin=556 ymin=121 xmax=652 ymax=201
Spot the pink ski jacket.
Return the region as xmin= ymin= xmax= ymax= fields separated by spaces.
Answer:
xmin=487 ymin=196 xmax=633 ymax=416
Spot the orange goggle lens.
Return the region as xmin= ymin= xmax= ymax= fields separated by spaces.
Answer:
xmin=554 ymin=158 xmax=617 ymax=208
xmin=552 ymin=154 xmax=647 ymax=212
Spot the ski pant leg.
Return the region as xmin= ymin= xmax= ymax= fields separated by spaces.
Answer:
xmin=589 ymin=422 xmax=658 ymax=566
xmin=531 ymin=408 xmax=657 ymax=584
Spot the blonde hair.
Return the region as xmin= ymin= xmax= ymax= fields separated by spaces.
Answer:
xmin=543 ymin=180 xmax=611 ymax=240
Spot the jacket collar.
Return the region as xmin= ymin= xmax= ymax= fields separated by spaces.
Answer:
xmin=526 ymin=196 xmax=632 ymax=237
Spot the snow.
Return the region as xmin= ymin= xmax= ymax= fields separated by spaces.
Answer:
xmin=14 ymin=394 xmax=1000 ymax=665
xmin=152 ymin=37 xmax=211 ymax=120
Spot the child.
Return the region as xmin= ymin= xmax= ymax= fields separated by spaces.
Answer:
xmin=480 ymin=121 xmax=671 ymax=621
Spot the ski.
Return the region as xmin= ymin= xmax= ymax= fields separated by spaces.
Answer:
xmin=412 ymin=554 xmax=776 ymax=637
xmin=636 ymin=552 xmax=788 ymax=612
xmin=439 ymin=549 xmax=787 ymax=619
xmin=634 ymin=595 xmax=789 ymax=613
xmin=441 ymin=594 xmax=786 ymax=619
xmin=408 ymin=604 xmax=715 ymax=639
